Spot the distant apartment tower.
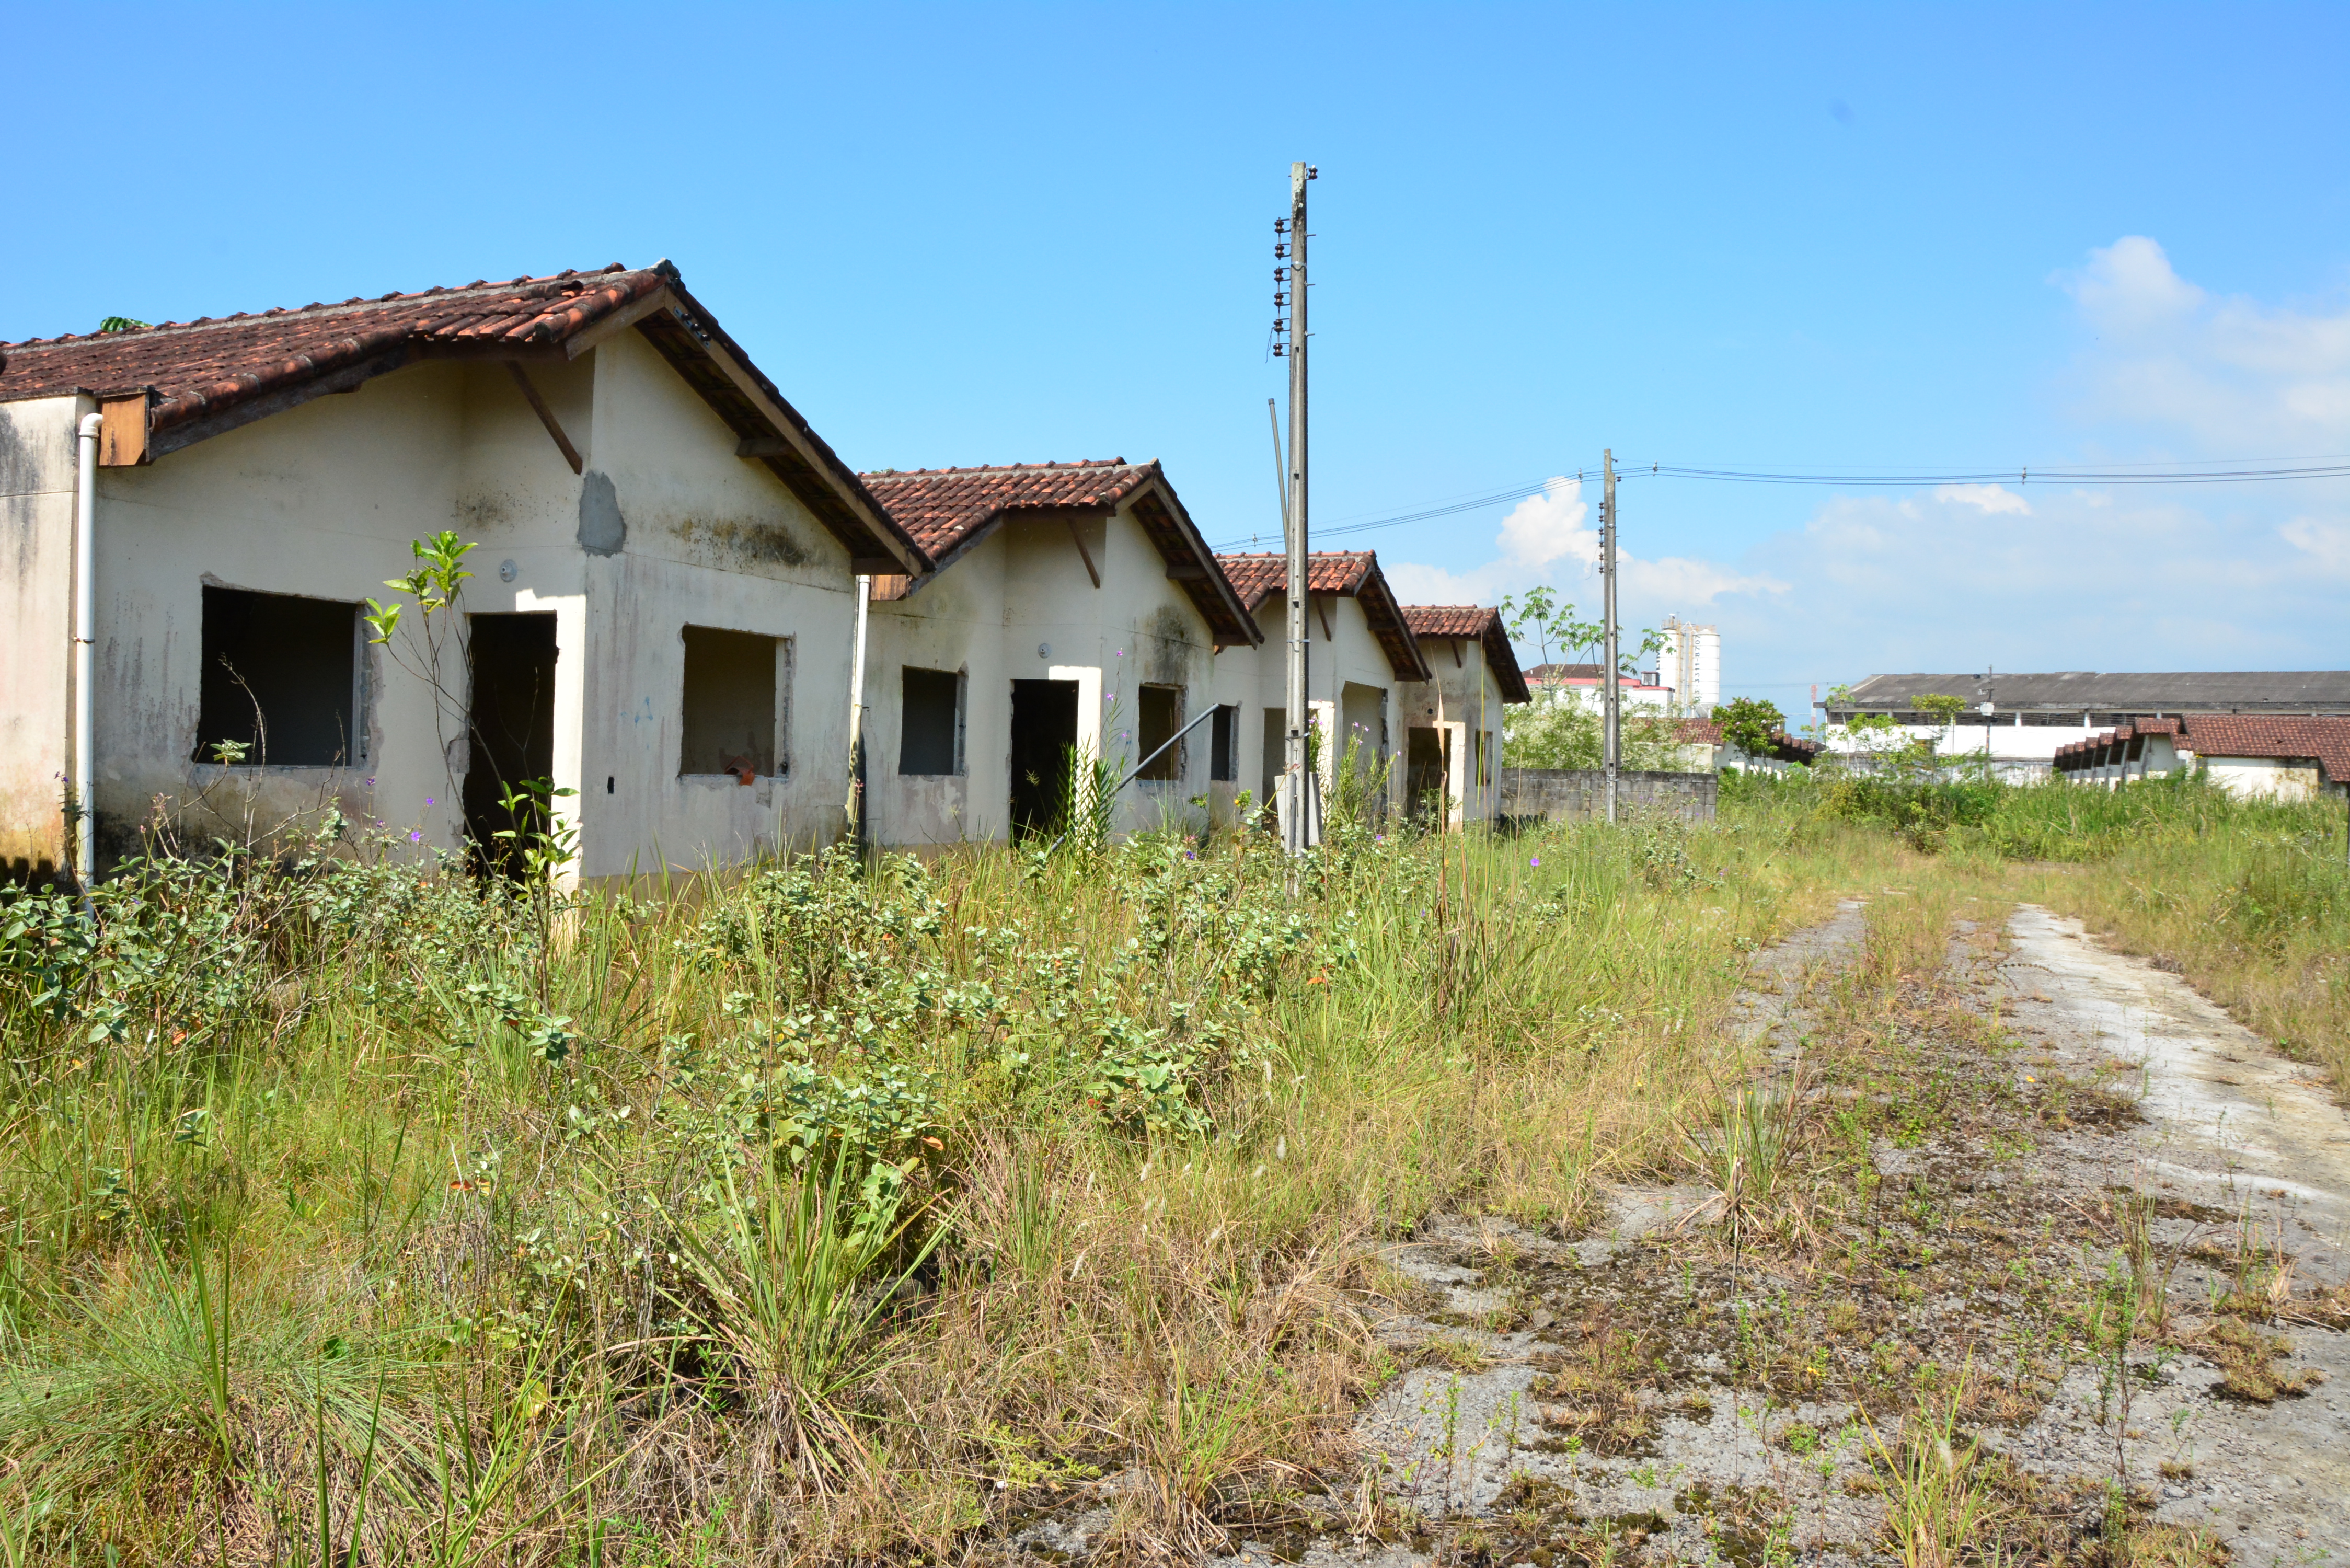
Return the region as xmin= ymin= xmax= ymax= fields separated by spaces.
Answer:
xmin=1660 ymin=617 xmax=1720 ymax=714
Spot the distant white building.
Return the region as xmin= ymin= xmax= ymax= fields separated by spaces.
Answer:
xmin=1523 ymin=664 xmax=1676 ymax=713
xmin=1660 ymin=617 xmax=1720 ymax=714
xmin=1826 ymin=671 xmax=2350 ymax=778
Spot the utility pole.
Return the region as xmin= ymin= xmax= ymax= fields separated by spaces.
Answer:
xmin=1276 ymin=161 xmax=1318 ymax=856
xmin=1602 ymin=449 xmax=1620 ymax=824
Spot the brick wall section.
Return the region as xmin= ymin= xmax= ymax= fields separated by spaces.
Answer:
xmin=1499 ymin=768 xmax=1717 ymax=824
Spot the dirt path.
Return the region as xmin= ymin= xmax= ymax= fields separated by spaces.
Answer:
xmin=1191 ymin=897 xmax=2350 ymax=1568
xmin=1998 ymin=905 xmax=2350 ymax=1564
xmin=1000 ymin=898 xmax=2350 ymax=1567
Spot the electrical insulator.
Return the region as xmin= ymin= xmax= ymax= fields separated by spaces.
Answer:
xmin=1273 ymin=268 xmax=1286 ymax=282
xmin=1273 ymin=344 xmax=1286 ymax=357
xmin=1273 ymin=293 xmax=1287 ymax=306
xmin=1274 ymin=244 xmax=1288 ymax=258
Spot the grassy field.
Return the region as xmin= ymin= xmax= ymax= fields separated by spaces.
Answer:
xmin=0 ymin=774 xmax=2338 ymax=1564
xmin=1735 ymin=769 xmax=2350 ymax=1094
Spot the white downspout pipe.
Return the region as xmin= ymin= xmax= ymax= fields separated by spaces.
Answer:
xmin=73 ymin=412 xmax=102 ymax=891
xmin=844 ymin=574 xmax=871 ymax=850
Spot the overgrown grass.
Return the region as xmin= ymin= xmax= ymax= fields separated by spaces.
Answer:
xmin=1730 ymin=768 xmax=2350 ymax=1092
xmin=0 ymin=798 xmax=1924 ymax=1564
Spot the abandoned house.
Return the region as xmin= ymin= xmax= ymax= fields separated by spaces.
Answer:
xmin=1396 ymin=605 xmax=1531 ymax=826
xmin=2053 ymin=714 xmax=2350 ymax=799
xmin=1208 ymin=551 xmax=1432 ymax=821
xmin=0 ymin=262 xmax=928 ymax=887
xmin=853 ymin=460 xmax=1260 ymax=851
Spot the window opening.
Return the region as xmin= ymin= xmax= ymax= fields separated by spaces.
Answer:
xmin=899 ymin=666 xmax=965 ymax=776
xmin=680 ymin=626 xmax=779 ymax=778
xmin=192 ymin=585 xmax=362 ymax=766
xmin=1137 ymin=684 xmax=1182 ymax=781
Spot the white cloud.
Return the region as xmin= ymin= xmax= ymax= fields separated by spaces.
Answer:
xmin=2280 ymin=516 xmax=2350 ymax=577
xmin=1721 ymin=481 xmax=2342 ymax=680
xmin=2056 ymin=235 xmax=2350 ymax=447
xmin=1493 ymin=478 xmax=1595 ymax=569
xmin=1385 ymin=475 xmax=1787 ymax=633
xmin=1932 ymin=483 xmax=2031 ymax=516
xmin=2061 ymin=235 xmax=2205 ymax=332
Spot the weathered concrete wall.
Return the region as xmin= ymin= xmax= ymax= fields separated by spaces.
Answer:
xmin=2203 ymin=755 xmax=2324 ymax=803
xmin=863 ymin=500 xmax=1222 ymax=852
xmin=1398 ymin=641 xmax=1508 ymax=825
xmin=1498 ymin=767 xmax=1717 ymax=823
xmin=575 ymin=329 xmax=856 ymax=875
xmin=0 ymin=396 xmax=82 ymax=883
xmin=1209 ymin=593 xmax=1406 ymax=818
xmin=38 ymin=328 xmax=858 ymax=881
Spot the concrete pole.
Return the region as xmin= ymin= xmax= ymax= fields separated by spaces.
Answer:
xmin=1283 ymin=160 xmax=1315 ymax=857
xmin=1602 ymin=449 xmax=1620 ymax=824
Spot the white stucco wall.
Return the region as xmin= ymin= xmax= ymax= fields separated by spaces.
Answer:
xmin=8 ymin=328 xmax=861 ymax=882
xmin=2202 ymin=755 xmax=2323 ymax=802
xmin=862 ymin=501 xmax=1221 ymax=851
xmin=0 ymin=396 xmax=84 ymax=881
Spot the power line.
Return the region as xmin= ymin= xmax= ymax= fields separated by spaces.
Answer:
xmin=1204 ymin=453 xmax=2350 ymax=551
xmin=1647 ymin=460 xmax=2350 ymax=486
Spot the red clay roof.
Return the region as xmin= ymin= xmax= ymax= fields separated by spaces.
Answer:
xmin=0 ymin=262 xmax=923 ymax=571
xmin=2 ymin=267 xmax=665 ymax=431
xmin=1399 ymin=606 xmax=1531 ymax=703
xmin=2056 ymin=714 xmax=2350 ymax=779
xmin=1211 ymin=551 xmax=1431 ymax=681
xmin=1214 ymin=550 xmax=1376 ymax=609
xmin=857 ymin=459 xmax=1152 ymax=560
xmin=858 ymin=460 xmax=1260 ymax=644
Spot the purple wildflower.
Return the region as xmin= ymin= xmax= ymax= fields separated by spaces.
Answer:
xmin=408 ymin=831 xmax=424 ymax=844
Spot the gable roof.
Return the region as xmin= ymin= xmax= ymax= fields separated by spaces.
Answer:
xmin=2058 ymin=714 xmax=2350 ymax=780
xmin=1399 ymin=606 xmax=1531 ymax=702
xmin=858 ymin=459 xmax=1259 ymax=644
xmin=1212 ymin=550 xmax=1431 ymax=681
xmin=0 ymin=262 xmax=924 ymax=573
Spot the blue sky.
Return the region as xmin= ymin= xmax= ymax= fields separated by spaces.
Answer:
xmin=10 ymin=3 xmax=2345 ymax=711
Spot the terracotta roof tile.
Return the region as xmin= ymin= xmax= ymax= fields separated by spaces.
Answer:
xmin=0 ymin=266 xmax=663 ymax=439
xmin=1399 ymin=605 xmax=1530 ymax=702
xmin=2054 ymin=714 xmax=2350 ymax=780
xmin=0 ymin=261 xmax=925 ymax=572
xmin=859 ymin=460 xmax=1261 ymax=645
xmin=1211 ymin=552 xmax=1430 ymax=681
xmin=1213 ymin=550 xmax=1375 ymax=610
xmin=857 ymin=460 xmax=1157 ymax=562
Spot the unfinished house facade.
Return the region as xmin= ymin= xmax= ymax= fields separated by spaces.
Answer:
xmin=0 ymin=263 xmax=925 ymax=887
xmin=1207 ymin=551 xmax=1431 ymax=824
xmin=854 ymin=461 xmax=1259 ymax=852
xmin=1397 ymin=606 xmax=1531 ymax=827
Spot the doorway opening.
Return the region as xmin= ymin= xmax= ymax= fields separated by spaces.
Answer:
xmin=1008 ymin=678 xmax=1079 ymax=838
xmin=464 ymin=613 xmax=558 ymax=878
xmin=1406 ymin=725 xmax=1450 ymax=822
